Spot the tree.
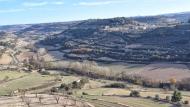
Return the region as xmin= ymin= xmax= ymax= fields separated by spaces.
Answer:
xmin=171 ymin=90 xmax=182 ymax=102
xmin=166 ymin=96 xmax=171 ymax=102
xmin=24 ymin=97 xmax=31 ymax=107
xmin=38 ymin=96 xmax=43 ymax=104
xmin=170 ymin=78 xmax=177 ymax=85
xmin=35 ymin=92 xmax=38 ymax=98
xmin=155 ymin=94 xmax=160 ymax=100
xmin=169 ymin=78 xmax=177 ymax=90
xmin=54 ymin=95 xmax=60 ymax=104
xmin=130 ymin=90 xmax=140 ymax=97
xmin=20 ymin=96 xmax=25 ymax=102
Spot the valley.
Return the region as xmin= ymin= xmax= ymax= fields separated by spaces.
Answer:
xmin=0 ymin=12 xmax=190 ymax=107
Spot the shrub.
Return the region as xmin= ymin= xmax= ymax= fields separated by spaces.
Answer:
xmin=166 ymin=96 xmax=171 ymax=102
xmin=184 ymin=100 xmax=189 ymax=105
xmin=130 ymin=90 xmax=140 ymax=97
xmin=171 ymin=90 xmax=182 ymax=102
xmin=82 ymin=92 xmax=88 ymax=95
xmin=80 ymin=78 xmax=89 ymax=85
xmin=71 ymin=79 xmax=89 ymax=89
xmin=155 ymin=94 xmax=160 ymax=100
xmin=60 ymin=83 xmax=67 ymax=89
xmin=59 ymin=84 xmax=72 ymax=91
xmin=72 ymin=81 xmax=81 ymax=89
xmin=104 ymin=83 xmax=127 ymax=88
xmin=146 ymin=96 xmax=152 ymax=99
xmin=51 ymin=87 xmax=59 ymax=93
xmin=67 ymin=91 xmax=73 ymax=95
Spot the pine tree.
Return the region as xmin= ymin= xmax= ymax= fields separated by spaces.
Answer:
xmin=171 ymin=90 xmax=182 ymax=102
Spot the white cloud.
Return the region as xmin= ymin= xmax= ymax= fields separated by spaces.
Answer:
xmin=0 ymin=9 xmax=25 ymax=13
xmin=22 ymin=2 xmax=48 ymax=7
xmin=22 ymin=1 xmax=64 ymax=7
xmin=51 ymin=1 xmax=64 ymax=5
xmin=75 ymin=0 xmax=127 ymax=6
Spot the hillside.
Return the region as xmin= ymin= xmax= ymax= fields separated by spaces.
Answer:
xmin=0 ymin=12 xmax=190 ymax=64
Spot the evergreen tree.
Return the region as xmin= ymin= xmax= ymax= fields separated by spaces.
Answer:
xmin=171 ymin=90 xmax=182 ymax=102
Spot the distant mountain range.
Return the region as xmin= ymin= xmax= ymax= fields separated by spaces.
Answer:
xmin=1 ymin=12 xmax=190 ymax=63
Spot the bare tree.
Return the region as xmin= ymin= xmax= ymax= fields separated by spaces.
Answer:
xmin=20 ymin=96 xmax=25 ymax=102
xmin=38 ymin=96 xmax=43 ymax=104
xmin=35 ymin=92 xmax=38 ymax=98
xmin=54 ymin=95 xmax=60 ymax=104
xmin=25 ymin=97 xmax=32 ymax=107
xmin=19 ymin=89 xmax=26 ymax=97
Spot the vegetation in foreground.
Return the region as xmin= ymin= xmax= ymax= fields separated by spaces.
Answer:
xmin=0 ymin=71 xmax=190 ymax=107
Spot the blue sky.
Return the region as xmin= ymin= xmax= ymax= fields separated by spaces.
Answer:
xmin=0 ymin=0 xmax=190 ymax=25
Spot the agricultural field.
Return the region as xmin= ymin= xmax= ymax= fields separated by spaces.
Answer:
xmin=0 ymin=94 xmax=90 ymax=107
xmin=0 ymin=71 xmax=80 ymax=96
xmin=0 ymin=71 xmax=27 ymax=80
xmin=75 ymin=86 xmax=190 ymax=107
xmin=81 ymin=95 xmax=173 ymax=107
xmin=106 ymin=63 xmax=190 ymax=81
xmin=0 ymin=70 xmax=189 ymax=107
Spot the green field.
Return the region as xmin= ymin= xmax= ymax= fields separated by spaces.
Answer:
xmin=81 ymin=95 xmax=173 ymax=107
xmin=0 ymin=71 xmax=187 ymax=107
xmin=0 ymin=71 xmax=80 ymax=95
xmin=0 ymin=71 xmax=27 ymax=80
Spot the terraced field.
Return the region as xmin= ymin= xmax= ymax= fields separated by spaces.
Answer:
xmin=0 ymin=71 xmax=80 ymax=95
xmin=76 ymin=88 xmax=190 ymax=107
xmin=0 ymin=71 xmax=27 ymax=80
xmin=79 ymin=95 xmax=174 ymax=107
xmin=0 ymin=73 xmax=54 ymax=95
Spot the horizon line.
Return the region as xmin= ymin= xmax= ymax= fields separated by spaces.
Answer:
xmin=0 ymin=11 xmax=190 ymax=26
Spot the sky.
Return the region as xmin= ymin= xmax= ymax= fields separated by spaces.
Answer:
xmin=0 ymin=0 xmax=190 ymax=25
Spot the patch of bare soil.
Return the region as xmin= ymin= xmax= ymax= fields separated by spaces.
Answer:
xmin=0 ymin=54 xmax=12 ymax=64
xmin=126 ymin=63 xmax=190 ymax=81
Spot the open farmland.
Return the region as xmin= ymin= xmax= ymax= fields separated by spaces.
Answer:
xmin=0 ymin=71 xmax=27 ymax=80
xmin=0 ymin=71 xmax=81 ymax=96
xmin=0 ymin=94 xmax=91 ymax=107
xmin=79 ymin=95 xmax=174 ymax=107
xmin=106 ymin=63 xmax=190 ymax=81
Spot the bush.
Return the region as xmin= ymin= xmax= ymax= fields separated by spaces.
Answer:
xmin=59 ymin=83 xmax=72 ymax=91
xmin=67 ymin=91 xmax=73 ymax=95
xmin=171 ymin=90 xmax=182 ymax=102
xmin=104 ymin=83 xmax=127 ymax=88
xmin=80 ymin=78 xmax=89 ymax=85
xmin=155 ymin=94 xmax=160 ymax=100
xmin=184 ymin=100 xmax=189 ymax=105
xmin=166 ymin=96 xmax=171 ymax=102
xmin=60 ymin=83 xmax=67 ymax=89
xmin=72 ymin=81 xmax=81 ymax=89
xmin=130 ymin=90 xmax=140 ymax=97
xmin=82 ymin=92 xmax=88 ymax=95
xmin=51 ymin=87 xmax=59 ymax=93
xmin=146 ymin=96 xmax=152 ymax=99
xmin=72 ymin=78 xmax=89 ymax=89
